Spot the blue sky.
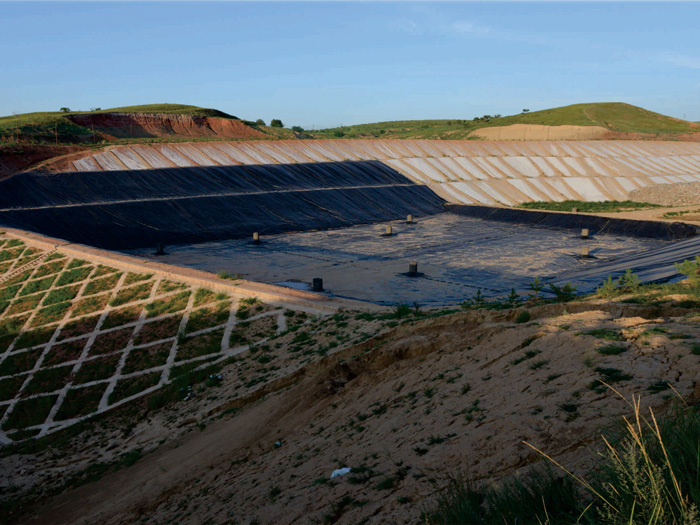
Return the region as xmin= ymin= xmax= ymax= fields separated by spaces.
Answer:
xmin=2 ymin=2 xmax=699 ymax=128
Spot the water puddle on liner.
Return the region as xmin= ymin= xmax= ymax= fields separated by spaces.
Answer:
xmin=125 ymin=213 xmax=668 ymax=306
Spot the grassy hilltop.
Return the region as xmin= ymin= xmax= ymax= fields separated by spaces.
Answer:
xmin=0 ymin=104 xmax=294 ymax=145
xmin=310 ymin=102 xmax=700 ymax=140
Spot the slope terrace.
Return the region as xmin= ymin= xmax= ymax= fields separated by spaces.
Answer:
xmin=45 ymin=139 xmax=700 ymax=206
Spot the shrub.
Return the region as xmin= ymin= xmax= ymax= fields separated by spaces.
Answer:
xmin=529 ymin=397 xmax=700 ymax=524
xmin=270 ymin=119 xmax=283 ymax=128
xmin=597 ymin=275 xmax=617 ymax=299
xmin=549 ymin=282 xmax=577 ymax=302
xmin=596 ymin=344 xmax=627 ymax=355
xmin=617 ymin=269 xmax=640 ymax=293
xmin=515 ymin=310 xmax=530 ymax=324
xmin=424 ymin=468 xmax=582 ymax=524
xmin=583 ymin=328 xmax=625 ymax=341
xmin=598 ymin=269 xmax=641 ymax=298
xmin=674 ymin=256 xmax=700 ymax=288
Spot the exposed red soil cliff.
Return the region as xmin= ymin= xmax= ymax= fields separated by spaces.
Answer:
xmin=0 ymin=144 xmax=88 ymax=179
xmin=67 ymin=113 xmax=267 ymax=140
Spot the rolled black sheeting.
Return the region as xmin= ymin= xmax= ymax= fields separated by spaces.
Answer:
xmin=446 ymin=204 xmax=698 ymax=240
xmin=0 ymin=162 xmax=445 ymax=249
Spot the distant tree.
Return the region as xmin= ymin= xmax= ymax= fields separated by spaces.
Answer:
xmin=333 ymin=130 xmax=345 ymax=138
xmin=255 ymin=118 xmax=266 ymax=126
xmin=522 ymin=108 xmax=530 ymax=113
xmin=494 ymin=114 xmax=502 ymax=118
xmin=90 ymin=107 xmax=102 ymax=111
xmin=270 ymin=119 xmax=283 ymax=128
xmin=291 ymin=125 xmax=304 ymax=132
xmin=59 ymin=107 xmax=70 ymax=113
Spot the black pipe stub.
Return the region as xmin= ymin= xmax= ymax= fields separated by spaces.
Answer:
xmin=249 ymin=232 xmax=262 ymax=245
xmin=401 ymin=261 xmax=424 ymax=278
xmin=155 ymin=244 xmax=166 ymax=256
xmin=312 ymin=278 xmax=324 ymax=292
xmin=578 ymin=246 xmax=595 ymax=259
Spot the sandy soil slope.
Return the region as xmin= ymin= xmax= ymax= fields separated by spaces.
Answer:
xmin=20 ymin=299 xmax=700 ymax=525
xmin=470 ymin=124 xmax=700 ymax=141
xmin=469 ymin=124 xmax=609 ymax=140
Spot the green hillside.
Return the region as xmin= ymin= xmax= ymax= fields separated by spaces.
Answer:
xmin=311 ymin=102 xmax=699 ymax=140
xmin=2 ymin=102 xmax=697 ymax=146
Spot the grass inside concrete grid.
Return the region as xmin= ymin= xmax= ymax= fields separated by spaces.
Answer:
xmin=0 ymin=233 xmax=295 ymax=443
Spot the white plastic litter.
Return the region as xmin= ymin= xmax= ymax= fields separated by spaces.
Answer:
xmin=331 ymin=467 xmax=352 ymax=479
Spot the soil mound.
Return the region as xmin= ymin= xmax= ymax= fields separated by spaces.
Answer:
xmin=66 ymin=113 xmax=267 ymax=140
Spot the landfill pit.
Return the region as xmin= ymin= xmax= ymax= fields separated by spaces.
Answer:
xmin=128 ymin=213 xmax=668 ymax=306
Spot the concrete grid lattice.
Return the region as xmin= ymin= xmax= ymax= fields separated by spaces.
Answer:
xmin=0 ymin=234 xmax=297 ymax=444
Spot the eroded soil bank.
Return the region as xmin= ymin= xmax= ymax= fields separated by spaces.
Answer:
xmin=15 ymin=297 xmax=700 ymax=525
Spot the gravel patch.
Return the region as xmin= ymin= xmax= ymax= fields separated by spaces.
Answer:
xmin=629 ymin=182 xmax=700 ymax=207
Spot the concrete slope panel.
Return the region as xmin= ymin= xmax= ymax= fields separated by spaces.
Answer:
xmin=131 ymin=145 xmax=176 ymax=169
xmin=451 ymin=182 xmax=495 ymax=204
xmin=436 ymin=157 xmax=470 ymax=181
xmin=507 ymin=178 xmax=550 ymax=202
xmin=472 ymin=180 xmax=515 ymax=205
xmin=211 ymin=144 xmax=258 ymax=165
xmin=280 ymin=143 xmax=328 ymax=163
xmin=452 ymin=158 xmax=491 ymax=180
xmin=582 ymin=157 xmax=614 ymax=177
xmin=155 ymin=146 xmax=197 ymax=167
xmin=173 ymin=145 xmax=217 ymax=166
xmin=529 ymin=157 xmax=558 ymax=178
xmin=72 ymin=156 xmax=102 ymax=172
xmin=404 ymin=158 xmax=449 ymax=183
xmin=383 ymin=159 xmax=431 ymax=184
xmin=528 ymin=179 xmax=568 ymax=201
xmin=194 ymin=144 xmax=240 ymax=166
xmin=232 ymin=143 xmax=277 ymax=164
xmin=93 ymin=152 xmax=127 ymax=171
xmin=252 ymin=144 xmax=296 ymax=164
xmin=111 ymin=148 xmax=150 ymax=170
xmin=472 ymin=158 xmax=505 ymax=179
xmin=302 ymin=142 xmax=346 ymax=162
xmin=546 ymin=178 xmax=583 ymax=201
xmin=502 ymin=157 xmax=541 ymax=178
xmin=544 ymin=157 xmax=574 ymax=177
xmin=566 ymin=177 xmax=609 ymax=201
xmin=614 ymin=176 xmax=643 ymax=194
xmin=561 ymin=157 xmax=590 ymax=176
xmin=434 ymin=182 xmax=475 ymax=204
xmin=333 ymin=142 xmax=373 ymax=161
xmin=425 ymin=158 xmax=460 ymax=180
